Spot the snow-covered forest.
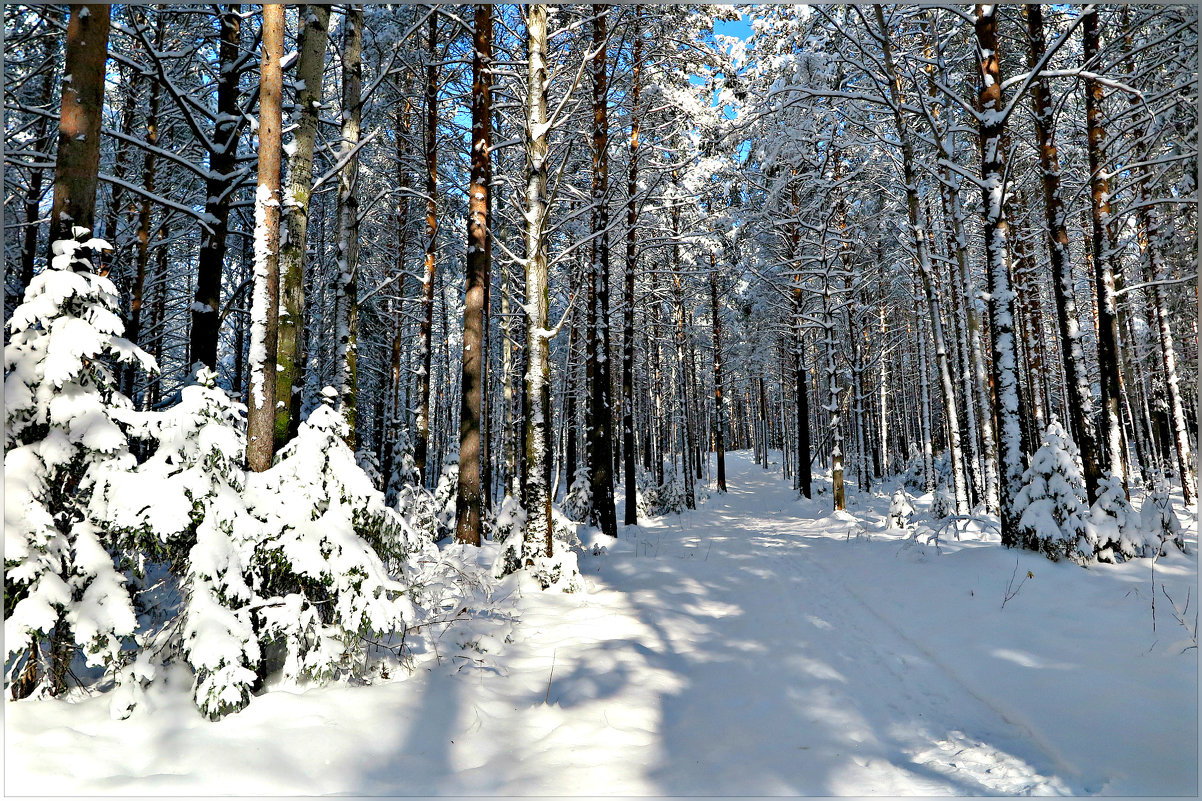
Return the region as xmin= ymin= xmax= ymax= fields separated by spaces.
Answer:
xmin=4 ymin=3 xmax=1198 ymax=794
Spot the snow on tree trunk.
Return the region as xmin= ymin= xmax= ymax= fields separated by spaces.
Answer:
xmin=522 ymin=3 xmax=554 ymax=567
xmin=974 ymin=4 xmax=1028 ymax=546
xmin=874 ymin=3 xmax=968 ymax=514
xmin=332 ymin=5 xmax=363 ymax=449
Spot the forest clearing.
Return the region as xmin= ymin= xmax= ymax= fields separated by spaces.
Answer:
xmin=4 ymin=3 xmax=1197 ymax=795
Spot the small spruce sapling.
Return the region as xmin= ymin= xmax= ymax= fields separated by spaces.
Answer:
xmin=1013 ymin=420 xmax=1091 ymax=562
xmin=488 ymin=496 xmax=526 ymax=579
xmin=1141 ymin=480 xmax=1188 ymax=557
xmin=930 ymin=479 xmax=955 ymax=520
xmin=1087 ymin=472 xmax=1145 ymax=562
xmin=887 ymin=487 xmax=915 ymax=529
xmin=561 ymin=464 xmax=593 ymax=523
xmin=384 ymin=428 xmax=419 ymax=506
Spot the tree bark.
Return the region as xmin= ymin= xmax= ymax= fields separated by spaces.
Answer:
xmin=333 ymin=5 xmax=363 ymax=447
xmin=587 ymin=5 xmax=618 ymax=537
xmin=125 ymin=8 xmax=165 ymax=401
xmin=20 ymin=15 xmax=58 ymax=292
xmin=415 ymin=11 xmax=439 ymax=485
xmin=523 ymin=4 xmax=554 ymax=563
xmin=275 ymin=4 xmax=330 ymax=444
xmin=246 ymin=3 xmax=284 ymax=472
xmin=1083 ymin=8 xmax=1128 ymax=493
xmin=974 ymin=4 xmax=1028 ymax=545
xmin=191 ymin=6 xmax=241 ymax=373
xmin=454 ymin=3 xmax=492 ymax=546
xmin=710 ymin=264 xmax=727 ymax=493
xmin=1024 ymin=3 xmax=1103 ymax=502
xmin=47 ymin=4 xmax=110 ymax=253
xmin=874 ymin=3 xmax=968 ymax=512
xmin=621 ymin=4 xmax=642 ymax=524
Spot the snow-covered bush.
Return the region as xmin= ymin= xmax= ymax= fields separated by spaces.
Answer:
xmin=355 ymin=448 xmax=382 ymax=490
xmin=637 ymin=467 xmax=686 ymax=517
xmin=561 ymin=465 xmax=593 ymax=523
xmin=487 ymin=496 xmax=580 ymax=591
xmin=488 ymin=496 xmax=525 ymax=579
xmin=91 ymin=367 xmax=259 ymax=719
xmin=1013 ymin=420 xmax=1090 ymax=562
xmin=527 ymin=539 xmax=583 ymax=593
xmin=394 ymin=457 xmax=458 ymax=543
xmin=901 ymin=449 xmax=951 ymax=491
xmin=244 ymin=398 xmax=432 ymax=686
xmin=4 ymin=230 xmax=155 ymax=699
xmin=1086 ymin=473 xmax=1146 ymax=562
xmin=384 ymin=428 xmax=419 ymax=506
xmin=432 ymin=458 xmax=459 ymax=539
xmin=887 ymin=487 xmax=915 ymax=529
xmin=930 ymin=480 xmax=955 ymax=521
xmin=1141 ymin=481 xmax=1187 ymax=557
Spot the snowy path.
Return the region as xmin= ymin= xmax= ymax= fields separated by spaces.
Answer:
xmin=6 ymin=451 xmax=1196 ymax=795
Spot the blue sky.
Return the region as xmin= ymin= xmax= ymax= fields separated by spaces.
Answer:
xmin=714 ymin=14 xmax=753 ymax=43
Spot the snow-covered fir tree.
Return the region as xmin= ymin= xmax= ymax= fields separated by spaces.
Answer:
xmin=1013 ymin=421 xmax=1091 ymax=563
xmin=5 ymin=230 xmax=155 ymax=699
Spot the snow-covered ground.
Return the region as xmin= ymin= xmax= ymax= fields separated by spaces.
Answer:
xmin=6 ymin=450 xmax=1197 ymax=795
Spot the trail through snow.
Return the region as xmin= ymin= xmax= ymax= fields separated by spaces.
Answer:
xmin=6 ymin=450 xmax=1196 ymax=795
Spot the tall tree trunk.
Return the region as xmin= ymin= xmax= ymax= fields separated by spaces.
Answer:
xmin=710 ymin=264 xmax=727 ymax=493
xmin=916 ymin=302 xmax=935 ymax=491
xmin=523 ymin=3 xmax=554 ymax=563
xmin=791 ymin=183 xmax=813 ymax=497
xmin=191 ymin=6 xmax=241 ymax=373
xmin=587 ymin=5 xmax=618 ymax=537
xmin=247 ymin=3 xmax=284 ymax=472
xmin=1083 ymin=8 xmax=1127 ymax=492
xmin=1011 ymin=195 xmax=1047 ymax=436
xmin=275 ymin=4 xmax=330 ymax=444
xmin=415 ymin=11 xmax=439 ymax=485
xmin=975 ymin=4 xmax=1028 ymax=545
xmin=671 ymin=201 xmax=696 ymax=509
xmin=1117 ymin=14 xmax=1195 ymax=504
xmin=334 ymin=5 xmax=363 ymax=447
xmin=877 ymin=304 xmax=888 ymax=476
xmin=47 ymin=4 xmax=110 ymax=253
xmin=387 ymin=94 xmax=414 ymax=486
xmin=621 ymin=3 xmax=642 ymax=524
xmin=1025 ymin=3 xmax=1102 ymax=502
xmin=823 ymin=275 xmax=844 ymax=511
xmin=454 ymin=3 xmax=492 ymax=546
